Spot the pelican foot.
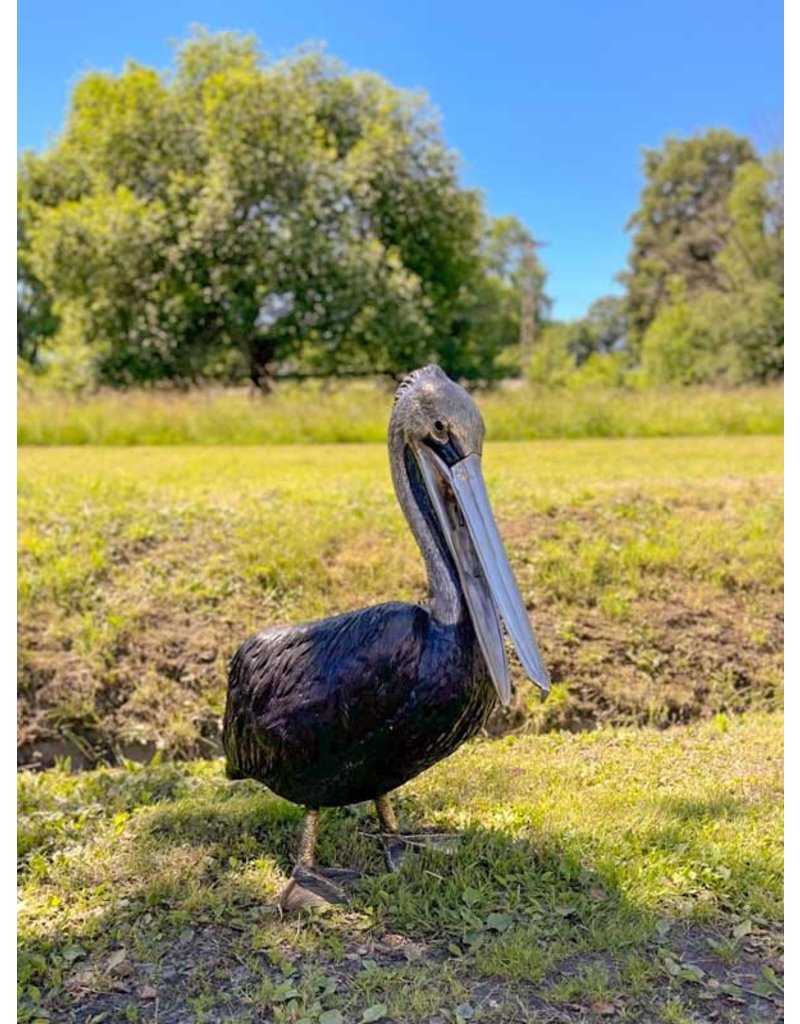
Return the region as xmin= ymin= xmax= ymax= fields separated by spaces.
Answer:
xmin=380 ymin=832 xmax=463 ymax=873
xmin=279 ymin=864 xmax=361 ymax=911
xmin=383 ymin=836 xmax=408 ymax=873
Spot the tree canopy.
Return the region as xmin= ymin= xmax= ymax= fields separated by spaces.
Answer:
xmin=525 ymin=128 xmax=783 ymax=391
xmin=18 ymin=41 xmax=782 ymax=393
xmin=621 ymin=130 xmax=757 ymax=349
xmin=18 ymin=30 xmax=545 ymax=387
xmin=632 ymin=134 xmax=783 ymax=385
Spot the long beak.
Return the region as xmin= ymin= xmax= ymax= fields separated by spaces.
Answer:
xmin=416 ymin=447 xmax=550 ymax=705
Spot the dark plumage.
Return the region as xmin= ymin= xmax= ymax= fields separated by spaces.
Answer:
xmin=224 ymin=603 xmax=494 ymax=807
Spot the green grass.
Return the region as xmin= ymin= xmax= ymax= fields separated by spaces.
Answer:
xmin=18 ymin=436 xmax=783 ymax=763
xmin=18 ymin=712 xmax=783 ymax=1023
xmin=17 ymin=424 xmax=784 ymax=1021
xmin=17 ymin=381 xmax=784 ymax=445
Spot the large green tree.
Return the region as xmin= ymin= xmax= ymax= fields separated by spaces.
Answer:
xmin=621 ymin=129 xmax=757 ymax=351
xmin=640 ymin=154 xmax=783 ymax=385
xmin=19 ymin=30 xmax=508 ymax=386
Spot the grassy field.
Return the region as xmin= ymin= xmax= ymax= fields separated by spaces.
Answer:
xmin=18 ymin=713 xmax=783 ymax=1023
xmin=17 ymin=382 xmax=783 ymax=445
xmin=18 ymin=436 xmax=783 ymax=765
xmin=17 ymin=427 xmax=783 ymax=1022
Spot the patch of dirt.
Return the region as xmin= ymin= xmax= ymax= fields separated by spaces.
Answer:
xmin=657 ymin=922 xmax=785 ymax=1024
xmin=29 ymin=921 xmax=784 ymax=1024
xmin=17 ymin=608 xmax=231 ymax=769
xmin=17 ymin=498 xmax=783 ymax=769
xmin=486 ymin=588 xmax=783 ymax=737
xmin=18 ymin=578 xmax=783 ymax=768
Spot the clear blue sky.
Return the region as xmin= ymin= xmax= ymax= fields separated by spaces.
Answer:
xmin=18 ymin=0 xmax=783 ymax=320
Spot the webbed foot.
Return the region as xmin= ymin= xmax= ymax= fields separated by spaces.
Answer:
xmin=379 ymin=832 xmax=463 ymax=873
xmin=373 ymin=795 xmax=461 ymax=873
xmin=279 ymin=864 xmax=362 ymax=911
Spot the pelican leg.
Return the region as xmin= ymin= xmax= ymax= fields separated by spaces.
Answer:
xmin=297 ymin=808 xmax=319 ymax=866
xmin=279 ymin=809 xmax=359 ymax=912
xmin=375 ymin=795 xmax=463 ymax=872
xmin=376 ymin=795 xmax=407 ymax=873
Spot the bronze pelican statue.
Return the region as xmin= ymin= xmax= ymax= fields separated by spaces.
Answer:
xmin=223 ymin=365 xmax=550 ymax=907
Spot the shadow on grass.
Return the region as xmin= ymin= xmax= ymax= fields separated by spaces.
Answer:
xmin=658 ymin=795 xmax=748 ymax=822
xmin=18 ymin=779 xmax=783 ymax=1024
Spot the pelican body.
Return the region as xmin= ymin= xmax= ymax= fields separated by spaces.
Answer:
xmin=223 ymin=365 xmax=549 ymax=901
xmin=226 ymin=605 xmax=493 ymax=807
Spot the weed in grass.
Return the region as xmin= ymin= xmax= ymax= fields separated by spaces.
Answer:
xmin=659 ymin=997 xmax=694 ymax=1024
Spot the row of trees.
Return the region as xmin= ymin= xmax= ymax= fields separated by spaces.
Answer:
xmin=534 ymin=130 xmax=783 ymax=387
xmin=17 ymin=30 xmax=782 ymax=389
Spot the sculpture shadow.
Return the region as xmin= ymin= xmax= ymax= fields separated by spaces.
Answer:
xmin=19 ymin=781 xmax=780 ymax=1023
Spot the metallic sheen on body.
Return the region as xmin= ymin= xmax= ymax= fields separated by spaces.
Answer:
xmin=223 ymin=365 xmax=549 ymax=826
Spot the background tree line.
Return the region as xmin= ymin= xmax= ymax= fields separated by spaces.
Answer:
xmin=531 ymin=130 xmax=783 ymax=388
xmin=17 ymin=30 xmax=782 ymax=390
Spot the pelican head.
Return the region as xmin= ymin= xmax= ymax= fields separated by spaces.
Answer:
xmin=390 ymin=365 xmax=550 ymax=705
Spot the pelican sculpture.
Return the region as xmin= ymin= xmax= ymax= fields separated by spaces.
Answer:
xmin=224 ymin=365 xmax=550 ymax=908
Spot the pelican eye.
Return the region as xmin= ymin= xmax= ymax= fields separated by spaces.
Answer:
xmin=433 ymin=419 xmax=446 ymax=434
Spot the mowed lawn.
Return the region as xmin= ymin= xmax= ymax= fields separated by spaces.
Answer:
xmin=18 ymin=437 xmax=783 ymax=762
xmin=19 ymin=715 xmax=783 ymax=1023
xmin=18 ymin=436 xmax=783 ymax=1023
